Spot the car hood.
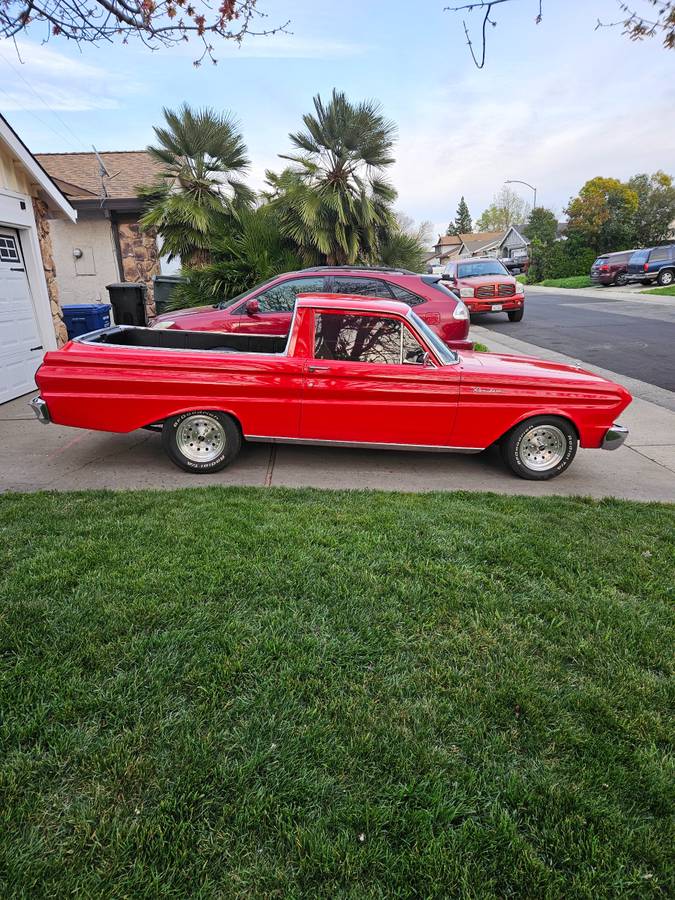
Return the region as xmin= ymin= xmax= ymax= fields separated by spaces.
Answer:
xmin=458 ymin=350 xmax=631 ymax=397
xmin=457 ymin=274 xmax=516 ymax=288
xmin=153 ymin=305 xmax=219 ymax=326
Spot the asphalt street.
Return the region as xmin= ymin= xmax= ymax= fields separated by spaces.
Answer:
xmin=474 ymin=288 xmax=675 ymax=392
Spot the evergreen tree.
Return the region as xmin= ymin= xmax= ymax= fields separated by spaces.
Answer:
xmin=446 ymin=196 xmax=473 ymax=235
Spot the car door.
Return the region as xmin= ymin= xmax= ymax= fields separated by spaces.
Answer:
xmin=234 ymin=276 xmax=326 ymax=336
xmin=300 ymin=310 xmax=460 ymax=447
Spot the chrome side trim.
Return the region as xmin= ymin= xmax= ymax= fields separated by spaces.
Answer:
xmin=601 ymin=423 xmax=629 ymax=451
xmin=30 ymin=396 xmax=51 ymax=424
xmin=245 ymin=435 xmax=483 ymax=454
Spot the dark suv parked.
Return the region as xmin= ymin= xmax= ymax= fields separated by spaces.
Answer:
xmin=590 ymin=250 xmax=637 ymax=286
xmin=626 ymin=245 xmax=675 ymax=286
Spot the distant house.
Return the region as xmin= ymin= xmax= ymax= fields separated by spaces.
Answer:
xmin=428 ymin=227 xmax=530 ymax=270
xmin=0 ymin=114 xmax=76 ymax=403
xmin=35 ymin=151 xmax=164 ymax=317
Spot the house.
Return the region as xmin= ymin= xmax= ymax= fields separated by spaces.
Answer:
xmin=35 ymin=151 xmax=164 ymax=318
xmin=430 ymin=226 xmax=530 ymax=269
xmin=0 ymin=114 xmax=76 ymax=404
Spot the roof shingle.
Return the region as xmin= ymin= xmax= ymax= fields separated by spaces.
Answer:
xmin=35 ymin=151 xmax=162 ymax=201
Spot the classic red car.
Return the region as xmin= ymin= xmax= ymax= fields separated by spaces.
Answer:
xmin=151 ymin=266 xmax=473 ymax=350
xmin=32 ymin=295 xmax=631 ymax=481
xmin=442 ymin=257 xmax=525 ymax=321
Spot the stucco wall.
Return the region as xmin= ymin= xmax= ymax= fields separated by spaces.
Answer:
xmin=49 ymin=212 xmax=121 ymax=306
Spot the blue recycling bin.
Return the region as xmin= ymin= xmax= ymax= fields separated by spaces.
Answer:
xmin=62 ymin=304 xmax=111 ymax=339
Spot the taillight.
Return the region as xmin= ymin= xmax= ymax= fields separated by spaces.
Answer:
xmin=643 ymin=263 xmax=649 ymax=272
xmin=600 ymin=265 xmax=609 ymax=272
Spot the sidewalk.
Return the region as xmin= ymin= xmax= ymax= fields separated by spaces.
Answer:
xmin=527 ymin=284 xmax=675 ymax=306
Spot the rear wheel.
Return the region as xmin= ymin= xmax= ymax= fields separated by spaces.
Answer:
xmin=500 ymin=416 xmax=577 ymax=480
xmin=614 ymin=272 xmax=628 ymax=286
xmin=507 ymin=307 xmax=524 ymax=322
xmin=657 ymin=268 xmax=674 ymax=286
xmin=162 ymin=410 xmax=241 ymax=473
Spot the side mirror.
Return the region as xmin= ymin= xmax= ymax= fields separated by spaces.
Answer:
xmin=245 ymin=298 xmax=260 ymax=316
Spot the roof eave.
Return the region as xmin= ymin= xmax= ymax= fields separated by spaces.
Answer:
xmin=0 ymin=115 xmax=77 ymax=222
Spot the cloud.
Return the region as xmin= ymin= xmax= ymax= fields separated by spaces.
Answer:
xmin=217 ymin=34 xmax=368 ymax=59
xmin=391 ymin=46 xmax=675 ymax=225
xmin=0 ymin=39 xmax=141 ymax=111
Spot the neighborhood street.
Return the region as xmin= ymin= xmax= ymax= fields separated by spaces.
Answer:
xmin=477 ymin=286 xmax=675 ymax=391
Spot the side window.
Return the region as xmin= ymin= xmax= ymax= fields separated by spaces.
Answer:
xmin=315 ymin=313 xmax=402 ymax=364
xmin=255 ymin=277 xmax=325 ymax=313
xmin=388 ymin=284 xmax=425 ymax=307
xmin=650 ymin=247 xmax=669 ymax=262
xmin=332 ymin=277 xmax=394 ymax=299
xmin=401 ymin=323 xmax=427 ymax=364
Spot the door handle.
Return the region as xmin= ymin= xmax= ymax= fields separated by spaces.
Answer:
xmin=307 ymin=365 xmax=330 ymax=373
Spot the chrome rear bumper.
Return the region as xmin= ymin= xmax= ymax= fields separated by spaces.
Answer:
xmin=30 ymin=396 xmax=51 ymax=424
xmin=601 ymin=423 xmax=628 ymax=450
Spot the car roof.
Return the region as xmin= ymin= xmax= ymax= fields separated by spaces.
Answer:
xmin=295 ymin=293 xmax=413 ymax=316
xmin=279 ymin=266 xmax=420 ymax=278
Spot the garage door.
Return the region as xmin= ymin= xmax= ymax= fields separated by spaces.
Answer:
xmin=0 ymin=228 xmax=43 ymax=404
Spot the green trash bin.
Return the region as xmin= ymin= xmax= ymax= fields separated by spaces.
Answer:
xmin=153 ymin=275 xmax=186 ymax=315
xmin=106 ymin=283 xmax=147 ymax=326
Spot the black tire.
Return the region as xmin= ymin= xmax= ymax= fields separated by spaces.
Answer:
xmin=656 ymin=268 xmax=674 ymax=287
xmin=500 ymin=416 xmax=578 ymax=481
xmin=162 ymin=409 xmax=241 ymax=473
xmin=507 ymin=307 xmax=524 ymax=322
xmin=614 ymin=272 xmax=628 ymax=286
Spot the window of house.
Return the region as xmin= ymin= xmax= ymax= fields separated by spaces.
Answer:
xmin=314 ymin=313 xmax=426 ymax=365
xmin=254 ymin=277 xmax=325 ymax=313
xmin=0 ymin=235 xmax=20 ymax=263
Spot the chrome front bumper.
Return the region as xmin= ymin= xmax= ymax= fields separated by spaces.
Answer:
xmin=30 ymin=396 xmax=51 ymax=424
xmin=601 ymin=423 xmax=628 ymax=450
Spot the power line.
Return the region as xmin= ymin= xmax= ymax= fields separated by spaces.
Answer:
xmin=0 ymin=47 xmax=89 ymax=151
xmin=0 ymin=83 xmax=83 ymax=151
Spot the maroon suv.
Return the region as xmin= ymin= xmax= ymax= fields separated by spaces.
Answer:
xmin=151 ymin=267 xmax=472 ymax=349
xmin=590 ymin=250 xmax=637 ymax=287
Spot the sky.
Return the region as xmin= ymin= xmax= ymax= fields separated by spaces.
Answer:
xmin=1 ymin=0 xmax=674 ymax=241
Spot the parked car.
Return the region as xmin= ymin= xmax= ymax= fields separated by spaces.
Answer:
xmin=151 ymin=266 xmax=473 ymax=350
xmin=441 ymin=257 xmax=525 ymax=321
xmin=590 ymin=250 xmax=637 ymax=286
xmin=626 ymin=245 xmax=675 ymax=286
xmin=33 ymin=294 xmax=631 ymax=482
xmin=500 ymin=254 xmax=529 ymax=276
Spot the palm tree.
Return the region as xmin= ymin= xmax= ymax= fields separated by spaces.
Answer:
xmin=266 ymin=89 xmax=398 ymax=265
xmin=139 ymin=103 xmax=254 ymax=266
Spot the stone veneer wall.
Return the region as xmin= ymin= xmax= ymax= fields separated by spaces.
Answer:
xmin=32 ymin=197 xmax=68 ymax=347
xmin=117 ymin=222 xmax=161 ymax=318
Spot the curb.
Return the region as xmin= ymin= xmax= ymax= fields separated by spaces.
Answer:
xmin=526 ymin=285 xmax=675 ymax=305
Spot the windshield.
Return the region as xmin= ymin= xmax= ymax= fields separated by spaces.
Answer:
xmin=457 ymin=260 xmax=509 ymax=278
xmin=407 ymin=310 xmax=457 ymax=365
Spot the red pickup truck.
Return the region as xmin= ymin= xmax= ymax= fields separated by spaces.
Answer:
xmin=32 ymin=295 xmax=631 ymax=481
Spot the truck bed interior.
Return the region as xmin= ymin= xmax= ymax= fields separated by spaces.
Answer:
xmin=81 ymin=326 xmax=287 ymax=355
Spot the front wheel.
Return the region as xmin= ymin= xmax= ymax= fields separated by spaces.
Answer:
xmin=507 ymin=307 xmax=524 ymax=322
xmin=500 ymin=416 xmax=578 ymax=480
xmin=656 ymin=269 xmax=674 ymax=286
xmin=162 ymin=410 xmax=241 ymax=473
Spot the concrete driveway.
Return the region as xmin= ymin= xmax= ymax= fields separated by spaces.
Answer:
xmin=2 ymin=327 xmax=674 ymax=501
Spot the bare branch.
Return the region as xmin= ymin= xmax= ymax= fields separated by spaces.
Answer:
xmin=0 ymin=0 xmax=290 ymax=64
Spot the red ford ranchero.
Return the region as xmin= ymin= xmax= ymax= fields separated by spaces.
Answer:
xmin=442 ymin=257 xmax=525 ymax=321
xmin=151 ymin=266 xmax=473 ymax=350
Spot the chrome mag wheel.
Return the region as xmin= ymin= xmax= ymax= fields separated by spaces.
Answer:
xmin=518 ymin=424 xmax=567 ymax=472
xmin=175 ymin=414 xmax=226 ymax=463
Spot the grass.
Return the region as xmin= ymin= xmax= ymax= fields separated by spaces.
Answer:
xmin=1 ymin=487 xmax=673 ymax=898
xmin=536 ymin=276 xmax=593 ymax=289
xmin=641 ymin=284 xmax=675 ymax=296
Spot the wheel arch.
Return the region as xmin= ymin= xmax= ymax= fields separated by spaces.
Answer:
xmin=496 ymin=409 xmax=581 ymax=445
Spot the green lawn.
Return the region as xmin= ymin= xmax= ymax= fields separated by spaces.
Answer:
xmin=641 ymin=284 xmax=675 ymax=296
xmin=1 ymin=488 xmax=673 ymax=898
xmin=536 ymin=276 xmax=593 ymax=289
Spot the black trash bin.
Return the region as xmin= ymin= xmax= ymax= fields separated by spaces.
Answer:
xmin=153 ymin=275 xmax=186 ymax=316
xmin=106 ymin=283 xmax=147 ymax=326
